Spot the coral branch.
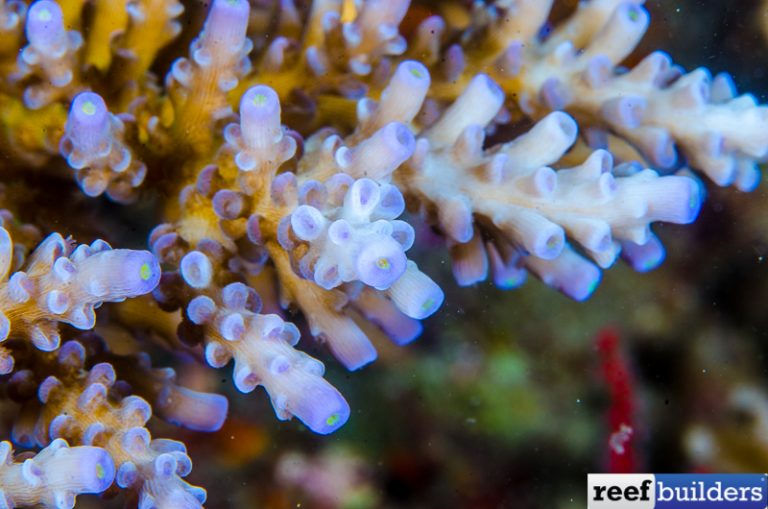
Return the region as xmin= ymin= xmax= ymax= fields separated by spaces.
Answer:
xmin=187 ymin=279 xmax=349 ymax=434
xmin=82 ymin=0 xmax=128 ymax=71
xmin=111 ymin=0 xmax=183 ymax=85
xmin=399 ymin=75 xmax=701 ymax=299
xmin=14 ymin=0 xmax=82 ymax=109
xmin=0 ymin=439 xmax=115 ymax=509
xmin=167 ymin=0 xmax=252 ymax=153
xmin=60 ymin=92 xmax=147 ymax=202
xmin=13 ymin=340 xmax=208 ymax=508
xmin=0 ymin=230 xmax=160 ymax=360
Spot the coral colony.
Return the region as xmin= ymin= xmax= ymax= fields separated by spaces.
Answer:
xmin=0 ymin=0 xmax=762 ymax=507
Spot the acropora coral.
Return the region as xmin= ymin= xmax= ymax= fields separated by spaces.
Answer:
xmin=0 ymin=0 xmax=763 ymax=507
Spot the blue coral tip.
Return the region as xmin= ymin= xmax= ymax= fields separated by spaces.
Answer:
xmin=356 ymin=237 xmax=407 ymax=290
xmin=686 ymin=178 xmax=704 ymax=223
xmin=669 ymin=176 xmax=704 ymax=224
xmin=160 ymin=390 xmax=229 ymax=432
xmin=81 ymin=447 xmax=117 ymax=493
xmin=26 ymin=0 xmax=64 ymax=48
xmin=208 ymin=0 xmax=250 ymax=32
xmin=107 ymin=250 xmax=162 ymax=296
xmin=70 ymin=92 xmax=108 ymax=128
xmin=213 ymin=0 xmax=249 ymax=16
xmin=396 ymin=60 xmax=430 ymax=85
xmin=241 ymin=85 xmax=280 ymax=125
xmin=562 ymin=263 xmax=602 ymax=302
xmin=131 ymin=251 xmax=162 ymax=293
xmin=622 ymin=236 xmax=666 ymax=273
xmin=292 ymin=385 xmax=351 ymax=435
xmin=623 ymin=3 xmax=649 ymax=25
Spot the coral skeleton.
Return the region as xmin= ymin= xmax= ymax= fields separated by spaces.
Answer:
xmin=0 ymin=0 xmax=763 ymax=506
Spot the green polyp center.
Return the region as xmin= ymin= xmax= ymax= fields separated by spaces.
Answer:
xmin=252 ymin=93 xmax=267 ymax=106
xmin=376 ymin=258 xmax=391 ymax=270
xmin=325 ymin=413 xmax=340 ymax=427
xmin=95 ymin=463 xmax=105 ymax=479
xmin=546 ymin=236 xmax=560 ymax=251
xmin=140 ymin=263 xmax=151 ymax=281
xmin=37 ymin=8 xmax=52 ymax=22
xmin=409 ymin=66 xmax=424 ymax=79
xmin=421 ymin=298 xmax=434 ymax=312
xmin=503 ymin=277 xmax=518 ymax=287
xmin=586 ymin=277 xmax=600 ymax=296
xmin=81 ymin=100 xmax=97 ymax=116
xmin=627 ymin=8 xmax=639 ymax=21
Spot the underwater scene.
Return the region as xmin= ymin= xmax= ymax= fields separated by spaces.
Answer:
xmin=0 ymin=0 xmax=766 ymax=507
